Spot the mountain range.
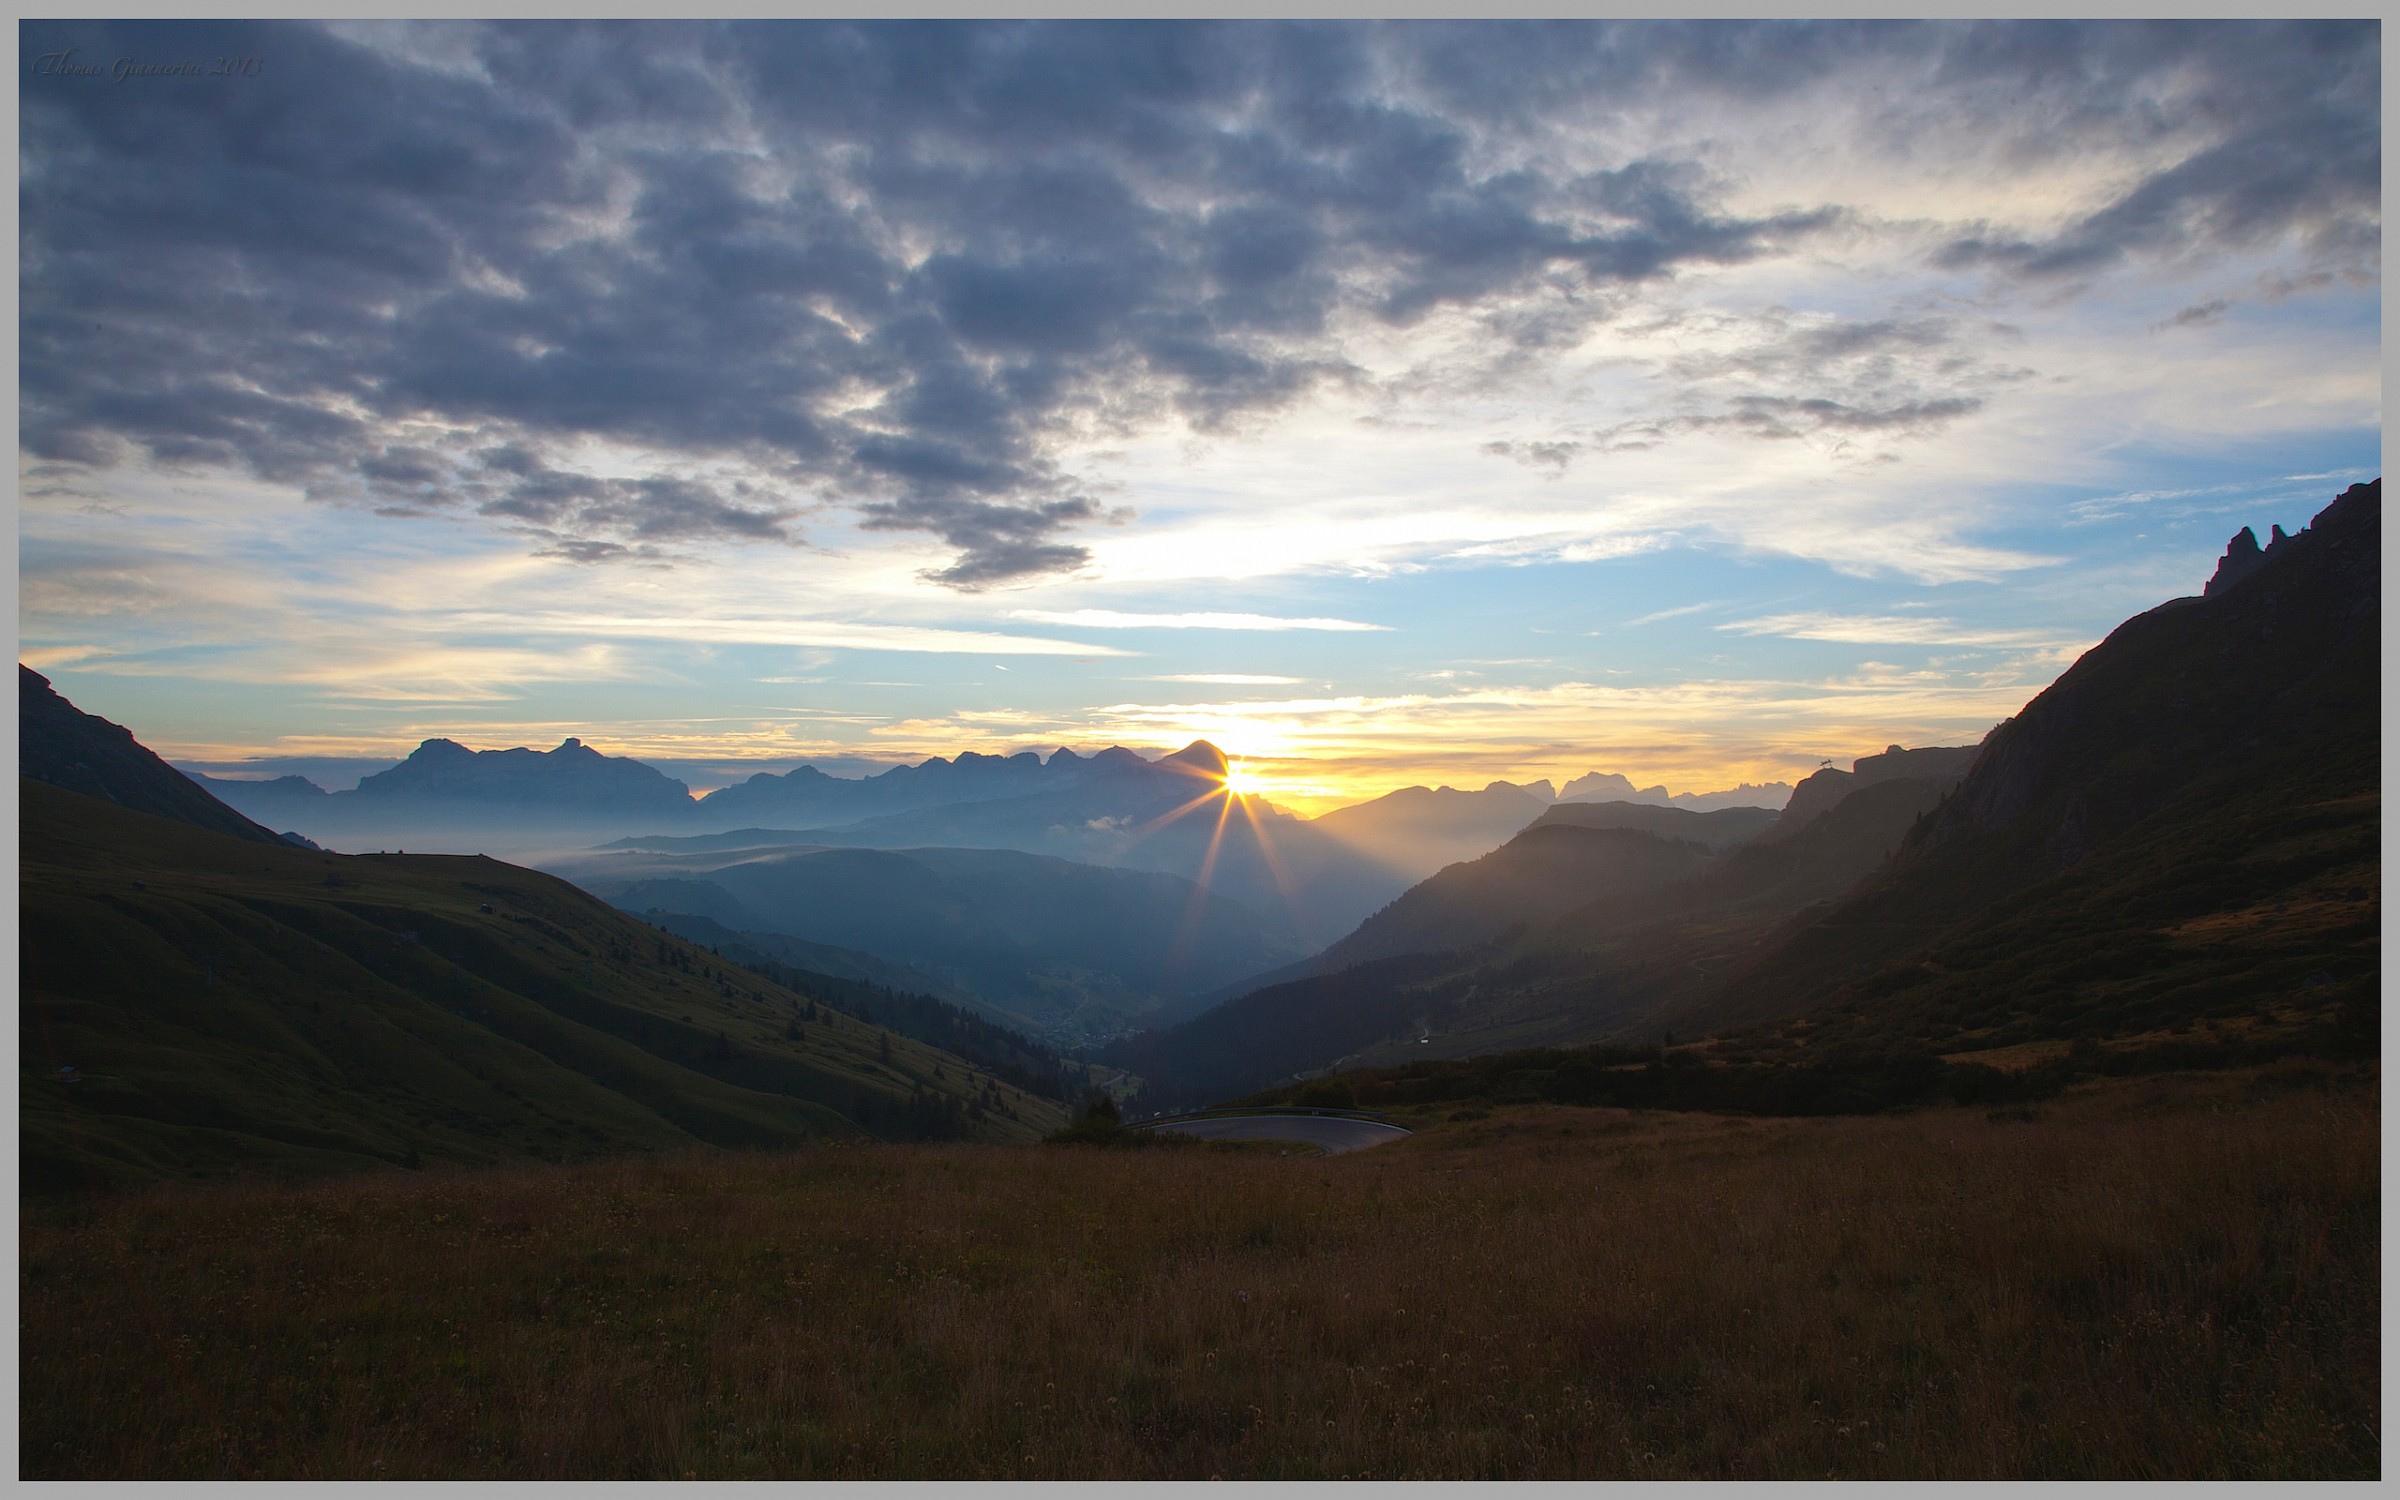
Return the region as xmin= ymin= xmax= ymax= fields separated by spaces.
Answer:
xmin=31 ymin=475 xmax=2375 ymax=1186
xmin=191 ymin=732 xmax=1791 ymax=952
xmin=1111 ymin=479 xmax=2379 ymax=1108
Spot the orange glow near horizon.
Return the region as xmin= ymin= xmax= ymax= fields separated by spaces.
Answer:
xmin=152 ymin=732 xmax=1816 ymax=818
xmin=129 ymin=663 xmax=2033 ymax=819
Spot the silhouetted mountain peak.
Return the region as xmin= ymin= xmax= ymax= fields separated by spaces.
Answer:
xmin=2206 ymin=525 xmax=2266 ymax=596
xmin=1160 ymin=739 xmax=1231 ymax=778
xmin=1558 ymin=769 xmax=1791 ymax=811
xmin=2203 ymin=494 xmax=2332 ymax=598
xmin=681 ymin=739 xmax=1194 ymax=835
xmin=353 ymin=734 xmax=693 ymax=808
xmin=1559 ymin=770 xmax=1662 ymax=802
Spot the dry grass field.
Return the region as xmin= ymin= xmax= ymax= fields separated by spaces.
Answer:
xmin=21 ymin=1065 xmax=2376 ymax=1480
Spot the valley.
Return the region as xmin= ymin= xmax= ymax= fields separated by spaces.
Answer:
xmin=22 ymin=483 xmax=2382 ymax=1178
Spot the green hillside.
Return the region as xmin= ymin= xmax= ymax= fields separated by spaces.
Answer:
xmin=21 ymin=779 xmax=1067 ymax=1193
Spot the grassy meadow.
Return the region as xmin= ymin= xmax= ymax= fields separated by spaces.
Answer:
xmin=22 ymin=1065 xmax=2376 ymax=1480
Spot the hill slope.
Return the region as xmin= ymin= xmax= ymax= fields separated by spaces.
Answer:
xmin=1687 ymin=478 xmax=2380 ymax=1053
xmin=1317 ymin=824 xmax=1717 ymax=970
xmin=1767 ymin=744 xmax=1982 ymax=837
xmin=21 ymin=779 xmax=1066 ymax=1193
xmin=1109 ymin=753 xmax=2012 ymax=1108
xmin=1526 ymin=800 xmax=1781 ymax=848
xmin=22 ymin=665 xmax=285 ymax=845
xmin=1306 ymin=781 xmax=1555 ymax=879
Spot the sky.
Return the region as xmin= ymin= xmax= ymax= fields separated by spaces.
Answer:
xmin=19 ymin=20 xmax=2380 ymax=814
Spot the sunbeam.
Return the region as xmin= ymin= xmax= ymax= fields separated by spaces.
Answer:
xmin=1230 ymin=784 xmax=1303 ymax=914
xmin=1164 ymin=778 xmax=1244 ymax=982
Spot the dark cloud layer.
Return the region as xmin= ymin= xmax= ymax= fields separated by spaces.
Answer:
xmin=1492 ymin=311 xmax=2033 ymax=469
xmin=20 ymin=21 xmax=2378 ymax=584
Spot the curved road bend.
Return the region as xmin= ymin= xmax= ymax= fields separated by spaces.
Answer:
xmin=1144 ymin=1115 xmax=1411 ymax=1155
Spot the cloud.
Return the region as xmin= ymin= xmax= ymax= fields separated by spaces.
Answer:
xmin=1146 ymin=673 xmax=1309 ymax=685
xmin=17 ymin=645 xmax=119 ymax=670
xmin=1010 ymin=609 xmax=1389 ymax=631
xmin=1715 ymin=612 xmax=2066 ymax=647
xmin=2062 ymin=469 xmax=2360 ymax=527
xmin=1922 ymin=23 xmax=2378 ymax=285
xmin=20 ymin=20 xmax=2375 ymax=594
xmin=851 ymin=665 xmax=2038 ymax=814
xmin=275 ymin=643 xmax=636 ymax=704
xmin=2154 ymin=299 xmax=2230 ymax=331
xmin=448 ymin=612 xmax=1139 ymax=656
xmin=1619 ymin=600 xmax=1725 ymax=628
xmin=19 ymin=20 xmax=1865 ymax=588
xmin=1483 ymin=309 xmax=2037 ymax=478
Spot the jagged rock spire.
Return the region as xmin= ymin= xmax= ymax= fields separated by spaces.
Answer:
xmin=2204 ymin=525 xmax=2267 ymax=598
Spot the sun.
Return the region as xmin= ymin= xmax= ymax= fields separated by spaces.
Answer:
xmin=1223 ymin=760 xmax=1267 ymax=798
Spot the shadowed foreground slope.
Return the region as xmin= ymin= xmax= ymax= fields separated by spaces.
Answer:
xmin=22 ymin=664 xmax=287 ymax=845
xmin=21 ymin=1069 xmax=2374 ymax=1479
xmin=21 ymin=779 xmax=1065 ymax=1191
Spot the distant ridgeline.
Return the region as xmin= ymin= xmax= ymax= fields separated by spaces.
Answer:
xmin=188 ymin=725 xmax=1798 ymax=956
xmin=194 ymin=737 xmax=1416 ymax=951
xmin=1120 ymin=478 xmax=2381 ymax=1113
